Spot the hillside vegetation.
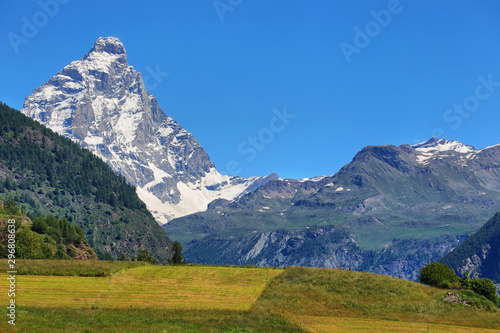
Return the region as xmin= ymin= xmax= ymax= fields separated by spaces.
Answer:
xmin=0 ymin=102 xmax=172 ymax=262
xmin=0 ymin=199 xmax=98 ymax=261
xmin=254 ymin=267 xmax=500 ymax=332
xmin=440 ymin=211 xmax=500 ymax=283
xmin=1 ymin=261 xmax=499 ymax=332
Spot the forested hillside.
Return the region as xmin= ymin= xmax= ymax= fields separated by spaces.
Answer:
xmin=440 ymin=212 xmax=500 ymax=283
xmin=0 ymin=198 xmax=97 ymax=260
xmin=0 ymin=102 xmax=172 ymax=262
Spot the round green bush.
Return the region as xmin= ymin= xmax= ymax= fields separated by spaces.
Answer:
xmin=419 ymin=262 xmax=458 ymax=288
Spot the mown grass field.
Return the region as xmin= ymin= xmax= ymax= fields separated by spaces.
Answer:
xmin=0 ymin=261 xmax=293 ymax=332
xmin=15 ymin=264 xmax=282 ymax=311
xmin=0 ymin=260 xmax=499 ymax=332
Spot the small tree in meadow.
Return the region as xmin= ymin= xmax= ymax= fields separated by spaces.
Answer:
xmin=137 ymin=249 xmax=157 ymax=265
xmin=168 ymin=241 xmax=186 ymax=265
xmin=419 ymin=262 xmax=459 ymax=288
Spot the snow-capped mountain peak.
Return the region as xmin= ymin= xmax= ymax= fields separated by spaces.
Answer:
xmin=80 ymin=37 xmax=128 ymax=70
xmin=412 ymin=137 xmax=478 ymax=165
xmin=21 ymin=37 xmax=275 ymax=224
xmin=88 ymin=37 xmax=126 ymax=56
xmin=412 ymin=137 xmax=476 ymax=154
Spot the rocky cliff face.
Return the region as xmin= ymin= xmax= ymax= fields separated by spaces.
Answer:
xmin=22 ymin=37 xmax=275 ymax=224
xmin=184 ymin=226 xmax=461 ymax=281
xmin=67 ymin=241 xmax=98 ymax=260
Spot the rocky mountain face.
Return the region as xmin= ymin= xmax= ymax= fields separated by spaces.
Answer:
xmin=165 ymin=138 xmax=500 ymax=280
xmin=185 ymin=225 xmax=461 ymax=279
xmin=440 ymin=211 xmax=500 ymax=284
xmin=21 ymin=37 xmax=276 ymax=224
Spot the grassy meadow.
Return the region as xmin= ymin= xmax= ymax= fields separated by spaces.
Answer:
xmin=254 ymin=267 xmax=500 ymax=332
xmin=0 ymin=260 xmax=499 ymax=332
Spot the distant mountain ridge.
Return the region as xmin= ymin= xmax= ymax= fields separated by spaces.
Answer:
xmin=165 ymin=137 xmax=500 ymax=279
xmin=21 ymin=37 xmax=277 ymax=224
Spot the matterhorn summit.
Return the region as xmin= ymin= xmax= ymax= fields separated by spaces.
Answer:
xmin=22 ymin=37 xmax=276 ymax=224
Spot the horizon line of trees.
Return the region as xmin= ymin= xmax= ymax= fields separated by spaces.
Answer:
xmin=102 ymin=241 xmax=185 ymax=266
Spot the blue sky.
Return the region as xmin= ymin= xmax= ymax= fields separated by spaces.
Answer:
xmin=1 ymin=1 xmax=500 ymax=179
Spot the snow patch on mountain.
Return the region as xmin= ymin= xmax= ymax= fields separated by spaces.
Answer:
xmin=412 ymin=138 xmax=477 ymax=165
xmin=299 ymin=175 xmax=332 ymax=182
xmin=413 ymin=137 xmax=475 ymax=154
xmin=140 ymin=169 xmax=269 ymax=224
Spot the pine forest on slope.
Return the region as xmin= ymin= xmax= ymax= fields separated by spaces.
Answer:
xmin=0 ymin=102 xmax=172 ymax=262
xmin=440 ymin=211 xmax=500 ymax=284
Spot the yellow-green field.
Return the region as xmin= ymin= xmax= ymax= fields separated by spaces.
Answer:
xmin=0 ymin=261 xmax=499 ymax=332
xmin=292 ymin=316 xmax=500 ymax=333
xmin=14 ymin=265 xmax=282 ymax=311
